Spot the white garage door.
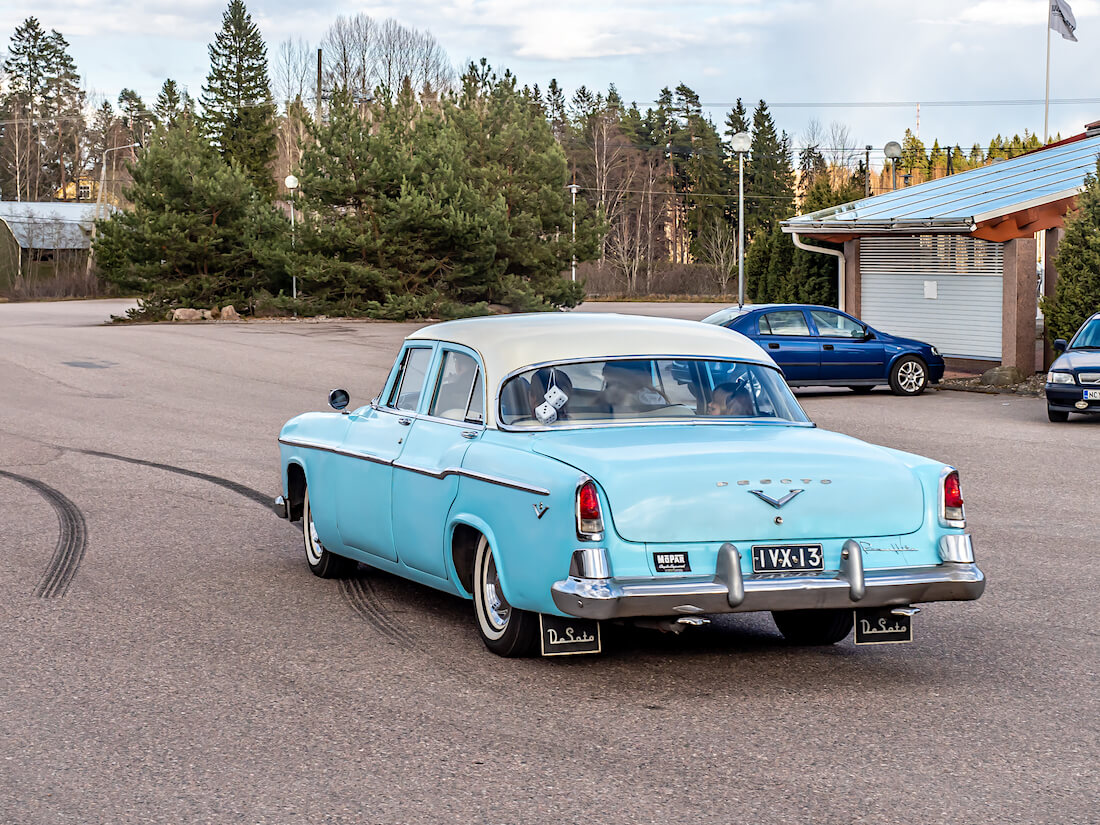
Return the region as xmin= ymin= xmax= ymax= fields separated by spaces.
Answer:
xmin=860 ymin=236 xmax=1003 ymax=360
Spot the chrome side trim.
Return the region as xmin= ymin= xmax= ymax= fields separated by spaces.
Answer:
xmin=279 ymin=437 xmax=548 ymax=495
xmin=278 ymin=437 xmax=392 ymax=466
xmin=391 ymin=461 xmax=550 ymax=496
xmin=939 ymin=533 xmax=975 ymax=563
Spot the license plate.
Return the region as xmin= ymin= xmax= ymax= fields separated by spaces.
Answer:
xmin=854 ymin=607 xmax=913 ymax=645
xmin=539 ymin=614 xmax=601 ymax=656
xmin=751 ymin=544 xmax=823 ymax=573
xmin=1084 ymin=389 xmax=1100 ymax=400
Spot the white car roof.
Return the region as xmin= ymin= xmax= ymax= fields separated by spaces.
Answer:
xmin=407 ymin=312 xmax=777 ymax=402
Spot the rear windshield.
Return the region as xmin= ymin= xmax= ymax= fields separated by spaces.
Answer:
xmin=499 ymin=359 xmax=811 ymax=428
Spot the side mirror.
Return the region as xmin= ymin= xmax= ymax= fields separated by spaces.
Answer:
xmin=1053 ymin=338 xmax=1068 ymax=353
xmin=328 ymin=388 xmax=350 ymax=411
xmin=861 ymin=329 xmax=875 ymax=341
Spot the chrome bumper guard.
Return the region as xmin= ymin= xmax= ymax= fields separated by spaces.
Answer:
xmin=551 ymin=539 xmax=985 ymax=620
xmin=273 ymin=495 xmax=289 ymax=519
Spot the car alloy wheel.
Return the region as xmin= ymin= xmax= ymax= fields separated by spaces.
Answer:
xmin=889 ymin=356 xmax=928 ymax=396
xmin=472 ymin=534 xmax=538 ymax=656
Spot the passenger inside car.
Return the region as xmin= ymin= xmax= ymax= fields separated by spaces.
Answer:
xmin=707 ymin=381 xmax=754 ymax=416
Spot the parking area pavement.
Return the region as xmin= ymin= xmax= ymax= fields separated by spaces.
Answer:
xmin=0 ymin=300 xmax=1095 ymax=824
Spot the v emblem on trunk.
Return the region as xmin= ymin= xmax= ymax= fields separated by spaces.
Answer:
xmin=748 ymin=489 xmax=804 ymax=508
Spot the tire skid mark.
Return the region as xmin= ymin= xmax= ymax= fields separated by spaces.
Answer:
xmin=339 ymin=574 xmax=418 ymax=650
xmin=0 ymin=469 xmax=87 ymax=598
xmin=61 ymin=447 xmax=413 ymax=642
xmin=72 ymin=448 xmax=270 ymax=507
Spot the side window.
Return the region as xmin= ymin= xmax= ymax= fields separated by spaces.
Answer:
xmin=428 ymin=351 xmax=484 ymax=423
xmin=759 ymin=311 xmax=810 ymax=336
xmin=387 ymin=347 xmax=433 ymax=411
xmin=810 ymin=310 xmax=864 ymax=338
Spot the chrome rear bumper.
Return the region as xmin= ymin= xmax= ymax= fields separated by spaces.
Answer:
xmin=551 ymin=540 xmax=985 ymax=620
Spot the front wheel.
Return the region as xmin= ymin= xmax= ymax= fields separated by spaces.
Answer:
xmin=889 ymin=356 xmax=928 ymax=396
xmin=1047 ymin=406 xmax=1070 ymax=422
xmin=772 ymin=609 xmax=853 ymax=645
xmin=302 ymin=488 xmax=357 ymax=578
xmin=472 ymin=534 xmax=538 ymax=657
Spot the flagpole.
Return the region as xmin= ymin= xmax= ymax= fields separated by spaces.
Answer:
xmin=1044 ymin=8 xmax=1052 ymax=143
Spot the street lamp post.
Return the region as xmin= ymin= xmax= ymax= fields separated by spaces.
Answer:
xmin=86 ymin=142 xmax=139 ymax=275
xmin=285 ymin=174 xmax=299 ymax=300
xmin=730 ymin=131 xmax=751 ymax=309
xmin=567 ymin=182 xmax=580 ymax=282
xmin=884 ymin=141 xmax=902 ymax=191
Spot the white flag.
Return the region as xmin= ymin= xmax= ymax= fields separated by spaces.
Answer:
xmin=1050 ymin=0 xmax=1078 ymax=42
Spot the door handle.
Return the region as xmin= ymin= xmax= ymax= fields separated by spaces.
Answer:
xmin=398 ymin=417 xmax=412 ymax=426
xmin=823 ymin=344 xmax=834 ymax=351
xmin=768 ymin=343 xmax=780 ymax=349
xmin=461 ymin=431 xmax=478 ymax=439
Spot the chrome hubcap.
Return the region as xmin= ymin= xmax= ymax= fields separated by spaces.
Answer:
xmin=305 ymin=501 xmax=323 ymax=564
xmin=899 ymin=362 xmax=925 ymax=392
xmin=483 ymin=553 xmax=510 ymax=631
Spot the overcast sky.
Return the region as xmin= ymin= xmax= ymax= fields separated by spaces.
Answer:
xmin=5 ymin=0 xmax=1098 ymax=161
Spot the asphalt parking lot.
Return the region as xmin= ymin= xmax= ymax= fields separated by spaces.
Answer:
xmin=1 ymin=299 xmax=1096 ymax=824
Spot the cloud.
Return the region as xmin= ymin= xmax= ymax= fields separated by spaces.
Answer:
xmin=953 ymin=0 xmax=1098 ymax=26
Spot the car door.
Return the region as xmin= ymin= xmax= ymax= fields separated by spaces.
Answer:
xmin=335 ymin=343 xmax=435 ymax=562
xmin=391 ymin=346 xmax=485 ymax=580
xmin=754 ymin=309 xmax=820 ymax=382
xmin=809 ymin=309 xmax=886 ymax=381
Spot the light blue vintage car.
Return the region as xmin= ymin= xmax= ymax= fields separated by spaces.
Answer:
xmin=275 ymin=314 xmax=984 ymax=657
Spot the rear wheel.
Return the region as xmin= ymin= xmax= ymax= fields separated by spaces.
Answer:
xmin=772 ymin=609 xmax=853 ymax=645
xmin=473 ymin=534 xmax=538 ymax=657
xmin=302 ymin=488 xmax=357 ymax=578
xmin=1047 ymin=405 xmax=1070 ymax=422
xmin=889 ymin=356 xmax=928 ymax=396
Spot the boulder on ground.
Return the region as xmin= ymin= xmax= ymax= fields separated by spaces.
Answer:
xmin=199 ymin=309 xmax=215 ymax=320
xmin=172 ymin=308 xmax=202 ymax=321
xmin=980 ymin=365 xmax=1026 ymax=386
xmin=220 ymin=305 xmax=240 ymax=321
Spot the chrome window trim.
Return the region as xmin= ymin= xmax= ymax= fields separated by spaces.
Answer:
xmin=494 ymin=355 xmax=808 ymax=433
xmin=938 ymin=465 xmax=966 ymax=529
xmin=385 ymin=344 xmax=436 ymax=412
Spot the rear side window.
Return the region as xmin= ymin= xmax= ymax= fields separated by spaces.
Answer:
xmin=810 ymin=310 xmax=864 ymax=338
xmin=759 ymin=311 xmax=810 ymax=336
xmin=387 ymin=347 xmax=433 ymax=411
xmin=428 ymin=351 xmax=484 ymax=423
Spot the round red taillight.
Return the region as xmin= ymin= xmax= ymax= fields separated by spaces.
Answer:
xmin=944 ymin=471 xmax=963 ymax=509
xmin=578 ymin=481 xmax=601 ymax=521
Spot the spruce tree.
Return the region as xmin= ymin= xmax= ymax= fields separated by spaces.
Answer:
xmin=201 ymin=0 xmax=276 ymax=197
xmin=94 ymin=118 xmax=289 ymax=311
xmin=155 ymin=79 xmax=192 ymax=128
xmin=118 ymin=89 xmax=155 ymax=146
xmin=1045 ymin=159 xmax=1100 ymax=342
xmin=746 ymin=100 xmax=794 ymax=237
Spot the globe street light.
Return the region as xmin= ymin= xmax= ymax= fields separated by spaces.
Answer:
xmin=884 ymin=141 xmax=902 ymax=191
xmin=285 ymin=174 xmax=299 ymax=300
xmin=730 ymin=131 xmax=752 ymax=308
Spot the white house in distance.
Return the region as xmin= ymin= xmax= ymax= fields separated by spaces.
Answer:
xmin=783 ymin=121 xmax=1100 ymax=372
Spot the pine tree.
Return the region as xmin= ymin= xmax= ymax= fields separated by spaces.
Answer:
xmin=155 ymin=79 xmax=192 ymax=128
xmin=118 ymin=89 xmax=155 ymax=146
xmin=1044 ymin=159 xmax=1100 ymax=342
xmin=94 ymin=119 xmax=289 ymax=311
xmin=201 ymin=0 xmax=277 ymax=197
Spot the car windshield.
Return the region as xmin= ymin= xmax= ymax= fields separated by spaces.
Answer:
xmin=498 ymin=359 xmax=811 ymax=428
xmin=1069 ymin=318 xmax=1100 ymax=349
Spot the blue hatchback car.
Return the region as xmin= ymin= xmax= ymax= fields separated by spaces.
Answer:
xmin=702 ymin=304 xmax=945 ymax=396
xmin=1045 ymin=311 xmax=1100 ymax=422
